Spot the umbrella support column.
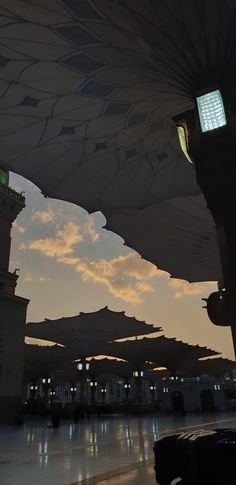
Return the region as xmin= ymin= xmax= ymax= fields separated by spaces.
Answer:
xmin=174 ymin=92 xmax=236 ymax=359
xmin=216 ymin=217 xmax=236 ymax=357
xmin=196 ymin=166 xmax=236 ymax=358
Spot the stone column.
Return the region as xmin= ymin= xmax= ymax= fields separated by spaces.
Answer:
xmin=0 ymin=180 xmax=29 ymax=423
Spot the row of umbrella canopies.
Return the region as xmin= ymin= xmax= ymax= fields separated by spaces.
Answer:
xmin=24 ymin=307 xmax=229 ymax=382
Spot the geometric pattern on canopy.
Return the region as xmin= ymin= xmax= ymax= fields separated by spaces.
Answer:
xmin=4 ymin=1 xmax=236 ymax=212
xmin=1 ymin=0 xmax=235 ymax=285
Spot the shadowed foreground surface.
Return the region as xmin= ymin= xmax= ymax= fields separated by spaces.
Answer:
xmin=0 ymin=414 xmax=236 ymax=485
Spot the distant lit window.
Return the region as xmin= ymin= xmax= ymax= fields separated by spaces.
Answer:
xmin=197 ymin=89 xmax=226 ymax=133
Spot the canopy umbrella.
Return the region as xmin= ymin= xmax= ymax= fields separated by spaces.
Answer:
xmin=104 ymin=194 xmax=222 ymax=282
xmin=25 ymin=307 xmax=161 ymax=357
xmin=1 ymin=1 xmax=235 ymax=352
xmin=181 ymin=357 xmax=235 ymax=378
xmin=23 ymin=343 xmax=74 ymax=380
xmin=2 ymin=0 xmax=233 ymax=212
xmin=0 ymin=1 xmax=233 ymax=276
xmin=53 ymin=359 xmax=143 ymax=384
xmin=105 ymin=336 xmax=219 ymax=373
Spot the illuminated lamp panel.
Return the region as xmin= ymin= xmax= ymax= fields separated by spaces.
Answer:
xmin=197 ymin=89 xmax=227 ymax=133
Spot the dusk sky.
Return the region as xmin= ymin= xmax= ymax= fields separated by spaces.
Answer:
xmin=10 ymin=173 xmax=234 ymax=360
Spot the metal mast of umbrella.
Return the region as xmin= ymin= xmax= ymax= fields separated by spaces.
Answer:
xmin=174 ymin=86 xmax=236 ymax=355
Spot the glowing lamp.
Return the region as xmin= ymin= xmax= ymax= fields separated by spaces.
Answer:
xmin=133 ymin=370 xmax=144 ymax=378
xmin=174 ymin=84 xmax=236 ymax=357
xmin=196 ymin=89 xmax=226 ymax=133
xmin=90 ymin=381 xmax=97 ymax=387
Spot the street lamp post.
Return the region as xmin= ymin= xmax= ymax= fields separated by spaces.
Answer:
xmin=41 ymin=377 xmax=52 ymax=400
xmin=133 ymin=370 xmax=144 ymax=403
xmin=30 ymin=383 xmax=38 ymax=399
xmin=70 ymin=385 xmax=77 ymax=402
xmin=89 ymin=380 xmax=97 ymax=405
xmin=174 ymin=86 xmax=236 ymax=356
xmin=100 ymin=385 xmax=107 ymax=404
xmin=49 ymin=390 xmax=56 ymax=400
xmin=124 ymin=382 xmax=131 ymax=401
xmin=149 ymin=384 xmax=156 ymax=402
xmin=77 ymin=361 xmax=90 ymax=404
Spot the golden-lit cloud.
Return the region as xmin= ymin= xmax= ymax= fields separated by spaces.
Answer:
xmin=169 ymin=279 xmax=203 ymax=298
xmin=135 ymin=282 xmax=155 ymax=293
xmin=20 ymin=214 xmax=204 ymax=304
xmin=12 ymin=221 xmax=25 ymax=233
xmin=32 ymin=208 xmax=56 ymax=224
xmin=25 ymin=222 xmax=83 ymax=258
xmin=59 ymin=252 xmax=159 ymax=303
xmin=83 ymin=215 xmax=100 ymax=243
xmin=31 ymin=209 xmax=100 ymax=245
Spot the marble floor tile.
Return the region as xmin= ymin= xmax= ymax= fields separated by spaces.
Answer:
xmin=0 ymin=413 xmax=235 ymax=485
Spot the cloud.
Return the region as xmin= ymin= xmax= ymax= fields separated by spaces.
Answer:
xmin=59 ymin=252 xmax=159 ymax=303
xmin=24 ymin=272 xmax=32 ymax=282
xmin=32 ymin=209 xmax=100 ymax=246
xmin=19 ymin=242 xmax=26 ymax=250
xmin=20 ymin=214 xmax=204 ymax=304
xmin=12 ymin=221 xmax=25 ymax=233
xmin=169 ymin=279 xmax=203 ymax=298
xmin=23 ymin=272 xmax=50 ymax=283
xmin=83 ymin=215 xmax=100 ymax=243
xmin=26 ymin=222 xmax=83 ymax=258
xmin=32 ymin=208 xmax=56 ymax=224
xmin=135 ymin=282 xmax=155 ymax=293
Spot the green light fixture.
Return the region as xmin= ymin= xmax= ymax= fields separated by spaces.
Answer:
xmin=0 ymin=168 xmax=9 ymax=186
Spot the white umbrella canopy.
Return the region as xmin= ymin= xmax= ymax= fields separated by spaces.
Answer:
xmin=104 ymin=194 xmax=222 ymax=282
xmin=2 ymin=0 xmax=233 ymax=212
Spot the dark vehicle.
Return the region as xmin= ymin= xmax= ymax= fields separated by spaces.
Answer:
xmin=154 ymin=429 xmax=236 ymax=484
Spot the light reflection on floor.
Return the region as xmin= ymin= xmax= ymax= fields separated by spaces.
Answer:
xmin=0 ymin=414 xmax=235 ymax=485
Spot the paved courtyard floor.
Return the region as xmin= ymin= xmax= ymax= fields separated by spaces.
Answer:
xmin=0 ymin=413 xmax=236 ymax=485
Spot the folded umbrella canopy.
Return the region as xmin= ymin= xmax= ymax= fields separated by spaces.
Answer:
xmin=104 ymin=194 xmax=222 ymax=282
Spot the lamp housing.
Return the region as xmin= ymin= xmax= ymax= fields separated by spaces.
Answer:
xmin=196 ymin=89 xmax=227 ymax=133
xmin=174 ymin=86 xmax=236 ymax=174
